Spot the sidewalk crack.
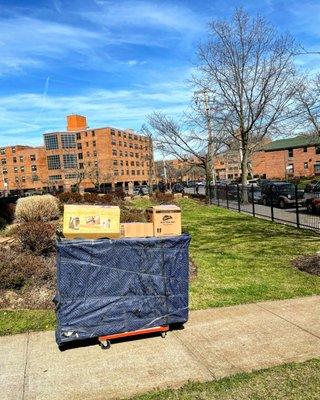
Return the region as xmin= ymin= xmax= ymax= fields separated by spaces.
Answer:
xmin=22 ymin=332 xmax=30 ymax=400
xmin=256 ymin=304 xmax=320 ymax=340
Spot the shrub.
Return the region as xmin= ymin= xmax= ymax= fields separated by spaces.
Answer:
xmin=15 ymin=195 xmax=60 ymax=222
xmin=120 ymin=207 xmax=147 ymax=223
xmin=0 ymin=217 xmax=7 ymax=231
xmin=15 ymin=221 xmax=56 ymax=256
xmin=58 ymin=192 xmax=82 ymax=204
xmin=83 ymin=192 xmax=99 ymax=203
xmin=114 ymin=188 xmax=126 ymax=200
xmin=153 ymin=191 xmax=174 ymax=203
xmin=0 ymin=248 xmax=55 ymax=290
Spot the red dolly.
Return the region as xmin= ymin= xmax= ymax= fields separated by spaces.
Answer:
xmin=98 ymin=325 xmax=169 ymax=349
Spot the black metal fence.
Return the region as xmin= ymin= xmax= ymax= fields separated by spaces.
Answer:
xmin=210 ymin=184 xmax=320 ymax=233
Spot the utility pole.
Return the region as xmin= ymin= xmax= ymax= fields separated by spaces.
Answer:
xmin=194 ymin=89 xmax=216 ymax=201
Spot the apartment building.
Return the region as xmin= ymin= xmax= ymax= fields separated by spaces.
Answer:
xmin=0 ymin=115 xmax=153 ymax=194
xmin=0 ymin=145 xmax=47 ymax=193
xmin=252 ymin=135 xmax=320 ymax=179
xmin=214 ymin=150 xmax=241 ymax=180
xmin=154 ymin=157 xmax=204 ymax=183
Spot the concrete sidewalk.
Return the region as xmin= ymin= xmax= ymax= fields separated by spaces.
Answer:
xmin=1 ymin=296 xmax=319 ymax=400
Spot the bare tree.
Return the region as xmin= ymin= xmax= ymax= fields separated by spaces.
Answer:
xmin=295 ymin=74 xmax=320 ymax=135
xmin=195 ymin=8 xmax=298 ymax=194
xmin=144 ymin=100 xmax=227 ymax=200
xmin=87 ymin=160 xmax=114 ymax=192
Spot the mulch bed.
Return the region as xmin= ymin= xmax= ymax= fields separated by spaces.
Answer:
xmin=292 ymin=255 xmax=320 ymax=276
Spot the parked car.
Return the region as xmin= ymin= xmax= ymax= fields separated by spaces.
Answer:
xmin=172 ymin=183 xmax=185 ymax=194
xmin=261 ymin=182 xmax=302 ymax=208
xmin=247 ymin=186 xmax=262 ymax=203
xmin=304 ymin=181 xmax=320 ymax=214
xmin=133 ymin=185 xmax=149 ymax=195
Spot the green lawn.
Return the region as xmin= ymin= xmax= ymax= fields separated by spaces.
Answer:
xmin=1 ymin=198 xmax=319 ymax=335
xmin=0 ymin=309 xmax=55 ymax=335
xmin=129 ymin=358 xmax=320 ymax=400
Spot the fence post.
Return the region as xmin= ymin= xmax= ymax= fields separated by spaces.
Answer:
xmin=217 ymin=185 xmax=220 ymax=206
xmin=270 ymin=189 xmax=274 ymax=222
xmin=295 ymin=184 xmax=300 ymax=228
xmin=237 ymin=184 xmax=241 ymax=212
xmin=226 ymin=184 xmax=229 ymax=209
xmin=251 ymin=184 xmax=255 ymax=217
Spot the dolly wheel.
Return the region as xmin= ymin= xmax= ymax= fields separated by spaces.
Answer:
xmin=100 ymin=340 xmax=111 ymax=350
xmin=161 ymin=332 xmax=167 ymax=338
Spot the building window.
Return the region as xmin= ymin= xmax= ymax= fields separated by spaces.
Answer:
xmin=121 ymin=170 xmax=124 ymax=175
xmin=13 ymin=157 xmax=17 ymax=163
xmin=135 ymin=144 xmax=138 ymax=149
xmin=130 ymin=152 xmax=134 ymax=157
xmin=2 ymin=168 xmax=7 ymax=174
xmin=288 ymin=149 xmax=294 ymax=157
xmin=135 ymin=153 xmax=139 ymax=158
xmin=119 ymin=141 xmax=122 ymax=146
xmin=93 ymin=141 xmax=96 ymax=147
xmin=1 ymin=159 xmax=6 ymax=165
xmin=61 ymin=133 xmax=76 ymax=149
xmin=93 ymin=150 xmax=97 ymax=157
xmin=14 ymin=167 xmax=18 ymax=173
xmin=125 ymin=151 xmax=128 ymax=157
xmin=49 ymin=175 xmax=62 ymax=181
xmin=314 ymin=163 xmax=320 ymax=175
xmin=86 ymin=142 xmax=89 ymax=147
xmin=114 ymin=170 xmax=119 ymax=176
xmin=118 ymin=131 xmax=122 ymax=137
xmin=77 ymin=143 xmax=82 ymax=150
xmin=63 ymin=154 xmax=77 ymax=169
xmin=112 ymin=149 xmax=117 ymax=156
xmin=120 ymin=160 xmax=123 ymax=166
xmin=124 ymin=142 xmax=127 ymax=147
xmin=65 ymin=173 xmax=78 ymax=180
xmin=92 ymin=130 xmax=95 ymax=137
xmin=44 ymin=134 xmax=59 ymax=150
xmin=79 ymin=163 xmax=84 ymax=169
xmin=137 ymin=170 xmax=140 ymax=175
xmin=129 ymin=143 xmax=133 ymax=148
xmin=304 ymin=162 xmax=308 ymax=169
xmin=0 ymin=148 xmax=5 ymax=155
xmin=20 ymin=166 xmax=25 ymax=172
xmin=30 ymin=154 xmax=36 ymax=161
xmin=11 ymin=147 xmax=16 ymax=153
xmin=19 ymin=156 xmax=24 ymax=162
xmin=78 ymin=153 xmax=83 ymax=160
xmin=47 ymin=155 xmax=61 ymax=170
xmin=131 ymin=161 xmax=134 ymax=166
xmin=31 ymin=165 xmax=37 ymax=172
xmin=287 ymin=163 xmax=294 ymax=174
xmin=76 ymin=132 xmax=81 ymax=140
xmin=119 ymin=151 xmax=123 ymax=157
xmin=126 ymin=170 xmax=129 ymax=174
xmin=316 ymin=146 xmax=320 ymax=155
xmin=111 ymin=140 xmax=116 ymax=146
xmin=113 ymin=160 xmax=118 ymax=166
xmin=125 ymin=161 xmax=129 ymax=166
xmin=111 ymin=129 xmax=115 ymax=136
xmin=131 ymin=170 xmax=135 ymax=175
xmin=86 ymin=151 xmax=90 ymax=157
xmin=32 ymin=175 xmax=39 ymax=181
xmin=303 ymin=146 xmax=308 ymax=153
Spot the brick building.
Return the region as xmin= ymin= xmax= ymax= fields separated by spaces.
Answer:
xmin=154 ymin=157 xmax=204 ymax=184
xmin=214 ymin=150 xmax=241 ymax=180
xmin=252 ymin=135 xmax=320 ymax=179
xmin=0 ymin=115 xmax=153 ymax=194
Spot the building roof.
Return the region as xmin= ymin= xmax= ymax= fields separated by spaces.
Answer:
xmin=262 ymin=135 xmax=320 ymax=151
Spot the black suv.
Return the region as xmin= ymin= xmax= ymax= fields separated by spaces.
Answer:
xmin=172 ymin=183 xmax=185 ymax=194
xmin=261 ymin=182 xmax=302 ymax=208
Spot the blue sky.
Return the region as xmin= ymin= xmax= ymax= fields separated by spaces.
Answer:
xmin=0 ymin=0 xmax=320 ymax=146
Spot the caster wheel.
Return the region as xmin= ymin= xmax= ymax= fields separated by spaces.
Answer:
xmin=161 ymin=332 xmax=167 ymax=338
xmin=100 ymin=340 xmax=111 ymax=350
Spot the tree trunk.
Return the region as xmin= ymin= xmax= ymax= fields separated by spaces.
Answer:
xmin=241 ymin=148 xmax=249 ymax=203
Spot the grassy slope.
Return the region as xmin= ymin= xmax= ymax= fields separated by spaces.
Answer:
xmin=129 ymin=359 xmax=320 ymax=400
xmin=1 ymin=198 xmax=319 ymax=335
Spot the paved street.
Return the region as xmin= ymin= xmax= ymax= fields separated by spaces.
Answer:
xmin=1 ymin=296 xmax=319 ymax=400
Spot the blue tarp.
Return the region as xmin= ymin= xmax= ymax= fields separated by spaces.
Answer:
xmin=55 ymin=234 xmax=191 ymax=345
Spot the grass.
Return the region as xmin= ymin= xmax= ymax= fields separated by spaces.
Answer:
xmin=179 ymin=198 xmax=320 ymax=309
xmin=0 ymin=309 xmax=55 ymax=335
xmin=1 ymin=197 xmax=319 ymax=334
xmin=129 ymin=358 xmax=320 ymax=400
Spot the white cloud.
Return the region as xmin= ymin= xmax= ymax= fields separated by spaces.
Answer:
xmin=0 ymin=83 xmax=190 ymax=146
xmin=0 ymin=16 xmax=101 ymax=74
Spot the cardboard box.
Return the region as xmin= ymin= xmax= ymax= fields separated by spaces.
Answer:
xmin=63 ymin=204 xmax=120 ymax=239
xmin=146 ymin=205 xmax=181 ymax=237
xmin=120 ymin=223 xmax=154 ymax=238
